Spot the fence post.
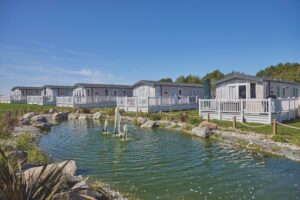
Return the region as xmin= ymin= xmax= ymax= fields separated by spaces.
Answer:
xmin=272 ymin=119 xmax=277 ymax=135
xmin=218 ymin=99 xmax=221 ymax=120
xmin=240 ymin=99 xmax=244 ymax=122
xmin=199 ymin=99 xmax=201 ymax=117
xmin=288 ymin=97 xmax=291 ymax=120
xmin=268 ymin=98 xmax=272 ymax=124
xmin=233 ymin=116 xmax=236 ymax=129
xmin=207 ymin=113 xmax=210 ymax=122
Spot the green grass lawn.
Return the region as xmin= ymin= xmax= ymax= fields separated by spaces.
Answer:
xmin=0 ymin=103 xmax=73 ymax=115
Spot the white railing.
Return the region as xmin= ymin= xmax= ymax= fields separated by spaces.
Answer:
xmin=56 ymin=96 xmax=118 ymax=107
xmin=56 ymin=96 xmax=74 ymax=107
xmin=27 ymin=96 xmax=55 ymax=105
xmin=0 ymin=95 xmax=11 ymax=103
xmin=10 ymin=95 xmax=27 ymax=102
xmin=199 ymin=98 xmax=300 ymax=123
xmin=117 ymin=96 xmax=198 ymax=112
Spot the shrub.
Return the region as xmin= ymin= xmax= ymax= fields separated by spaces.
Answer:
xmin=179 ymin=113 xmax=187 ymax=122
xmin=150 ymin=113 xmax=161 ymax=121
xmin=80 ymin=108 xmax=91 ymax=114
xmin=272 ymin=135 xmax=288 ymax=143
xmin=27 ymin=146 xmax=48 ymax=164
xmin=188 ymin=117 xmax=201 ymax=125
xmin=16 ymin=133 xmax=35 ymax=150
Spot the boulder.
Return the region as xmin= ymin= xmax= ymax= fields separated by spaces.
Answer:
xmin=68 ymin=113 xmax=78 ymax=120
xmin=32 ymin=122 xmax=52 ymax=130
xmin=141 ymin=120 xmax=156 ymax=128
xmin=17 ymin=150 xmax=28 ymax=161
xmin=48 ymin=108 xmax=55 ymax=114
xmin=137 ymin=117 xmax=147 ymax=125
xmin=199 ymin=121 xmax=218 ymax=131
xmin=19 ymin=117 xmax=30 ymax=125
xmin=93 ymin=112 xmax=101 ymax=119
xmin=71 ymin=180 xmax=89 ymax=190
xmin=52 ymin=112 xmax=68 ymax=121
xmin=23 ymin=112 xmax=35 ymax=120
xmin=31 ymin=115 xmax=47 ymax=123
xmin=24 ymin=160 xmax=77 ymax=183
xmin=192 ymin=127 xmax=210 ymax=138
xmin=78 ymin=115 xmax=87 ymax=120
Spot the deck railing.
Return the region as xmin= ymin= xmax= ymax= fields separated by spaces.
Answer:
xmin=117 ymin=96 xmax=198 ymax=112
xmin=199 ymin=98 xmax=300 ymax=123
xmin=56 ymin=96 xmax=118 ymax=107
xmin=0 ymin=95 xmax=11 ymax=103
xmin=27 ymin=96 xmax=55 ymax=105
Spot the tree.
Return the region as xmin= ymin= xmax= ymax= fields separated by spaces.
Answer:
xmin=159 ymin=78 xmax=173 ymax=83
xmin=256 ymin=62 xmax=300 ymax=82
xmin=175 ymin=74 xmax=201 ymax=84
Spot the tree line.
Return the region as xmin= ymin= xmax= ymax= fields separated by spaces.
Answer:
xmin=159 ymin=63 xmax=300 ymax=86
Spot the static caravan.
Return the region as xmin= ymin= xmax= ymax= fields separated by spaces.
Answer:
xmin=117 ymin=80 xmax=204 ymax=112
xmin=58 ymin=83 xmax=133 ymax=108
xmin=11 ymin=86 xmax=43 ymax=103
xmin=215 ymin=73 xmax=300 ymax=99
xmin=133 ymin=80 xmax=203 ymax=98
xmin=27 ymin=85 xmax=73 ymax=105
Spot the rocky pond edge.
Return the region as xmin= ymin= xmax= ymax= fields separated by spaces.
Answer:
xmin=5 ymin=110 xmax=300 ymax=199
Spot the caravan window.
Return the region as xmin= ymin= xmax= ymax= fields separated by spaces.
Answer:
xmin=178 ymin=89 xmax=183 ymax=96
xmin=105 ymin=89 xmax=109 ymax=96
xmin=113 ymin=90 xmax=118 ymax=96
xmin=250 ymin=83 xmax=256 ymax=98
xmin=277 ymin=85 xmax=280 ymax=97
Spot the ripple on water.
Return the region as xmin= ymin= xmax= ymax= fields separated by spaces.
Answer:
xmin=39 ymin=120 xmax=300 ymax=200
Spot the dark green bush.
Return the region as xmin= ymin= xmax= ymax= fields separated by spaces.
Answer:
xmin=188 ymin=117 xmax=201 ymax=125
xmin=272 ymin=135 xmax=288 ymax=143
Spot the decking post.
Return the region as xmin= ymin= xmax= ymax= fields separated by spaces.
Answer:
xmin=218 ymin=99 xmax=221 ymax=120
xmin=240 ymin=99 xmax=244 ymax=122
xmin=268 ymin=98 xmax=272 ymax=124
xmin=288 ymin=97 xmax=291 ymax=120
xmin=272 ymin=119 xmax=277 ymax=135
xmin=233 ymin=116 xmax=236 ymax=129
xmin=293 ymin=97 xmax=296 ymax=119
xmin=199 ymin=99 xmax=201 ymax=117
xmin=125 ymin=96 xmax=128 ymax=112
xmin=169 ymin=96 xmax=172 ymax=112
xmin=136 ymin=97 xmax=138 ymax=113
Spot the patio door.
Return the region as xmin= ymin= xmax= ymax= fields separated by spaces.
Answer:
xmin=229 ymin=86 xmax=237 ymax=99
xmin=239 ymin=85 xmax=246 ymax=99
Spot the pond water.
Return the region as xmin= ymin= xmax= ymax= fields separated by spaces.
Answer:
xmin=39 ymin=120 xmax=300 ymax=200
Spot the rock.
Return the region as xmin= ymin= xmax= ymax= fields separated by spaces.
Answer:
xmin=23 ymin=112 xmax=35 ymax=120
xmin=68 ymin=113 xmax=78 ymax=120
xmin=137 ymin=117 xmax=147 ymax=125
xmin=141 ymin=120 xmax=156 ymax=128
xmin=199 ymin=121 xmax=218 ymax=131
xmin=78 ymin=115 xmax=87 ymax=120
xmin=31 ymin=115 xmax=47 ymax=123
xmin=32 ymin=122 xmax=52 ymax=130
xmin=48 ymin=108 xmax=55 ymax=114
xmin=52 ymin=112 xmax=68 ymax=121
xmin=24 ymin=160 xmax=77 ymax=183
xmin=17 ymin=150 xmax=27 ymax=161
xmin=93 ymin=112 xmax=101 ymax=119
xmin=19 ymin=117 xmax=30 ymax=125
xmin=192 ymin=127 xmax=210 ymax=138
xmin=71 ymin=180 xmax=89 ymax=190
xmin=12 ymin=125 xmax=41 ymax=138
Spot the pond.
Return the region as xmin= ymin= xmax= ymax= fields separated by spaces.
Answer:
xmin=39 ymin=120 xmax=300 ymax=200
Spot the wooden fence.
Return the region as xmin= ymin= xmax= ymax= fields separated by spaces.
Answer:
xmin=199 ymin=98 xmax=300 ymax=124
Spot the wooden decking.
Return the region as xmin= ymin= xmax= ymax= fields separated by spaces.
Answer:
xmin=199 ymin=98 xmax=300 ymax=124
xmin=117 ymin=96 xmax=198 ymax=113
xmin=0 ymin=95 xmax=27 ymax=104
xmin=27 ymin=96 xmax=56 ymax=105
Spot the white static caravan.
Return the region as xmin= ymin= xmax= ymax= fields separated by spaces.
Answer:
xmin=27 ymin=85 xmax=73 ymax=105
xmin=10 ymin=86 xmax=43 ymax=103
xmin=118 ymin=80 xmax=204 ymax=112
xmin=199 ymin=73 xmax=300 ymax=124
xmin=215 ymin=73 xmax=300 ymax=100
xmin=56 ymin=83 xmax=133 ymax=108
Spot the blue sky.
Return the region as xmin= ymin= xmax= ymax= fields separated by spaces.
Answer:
xmin=0 ymin=0 xmax=299 ymax=94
